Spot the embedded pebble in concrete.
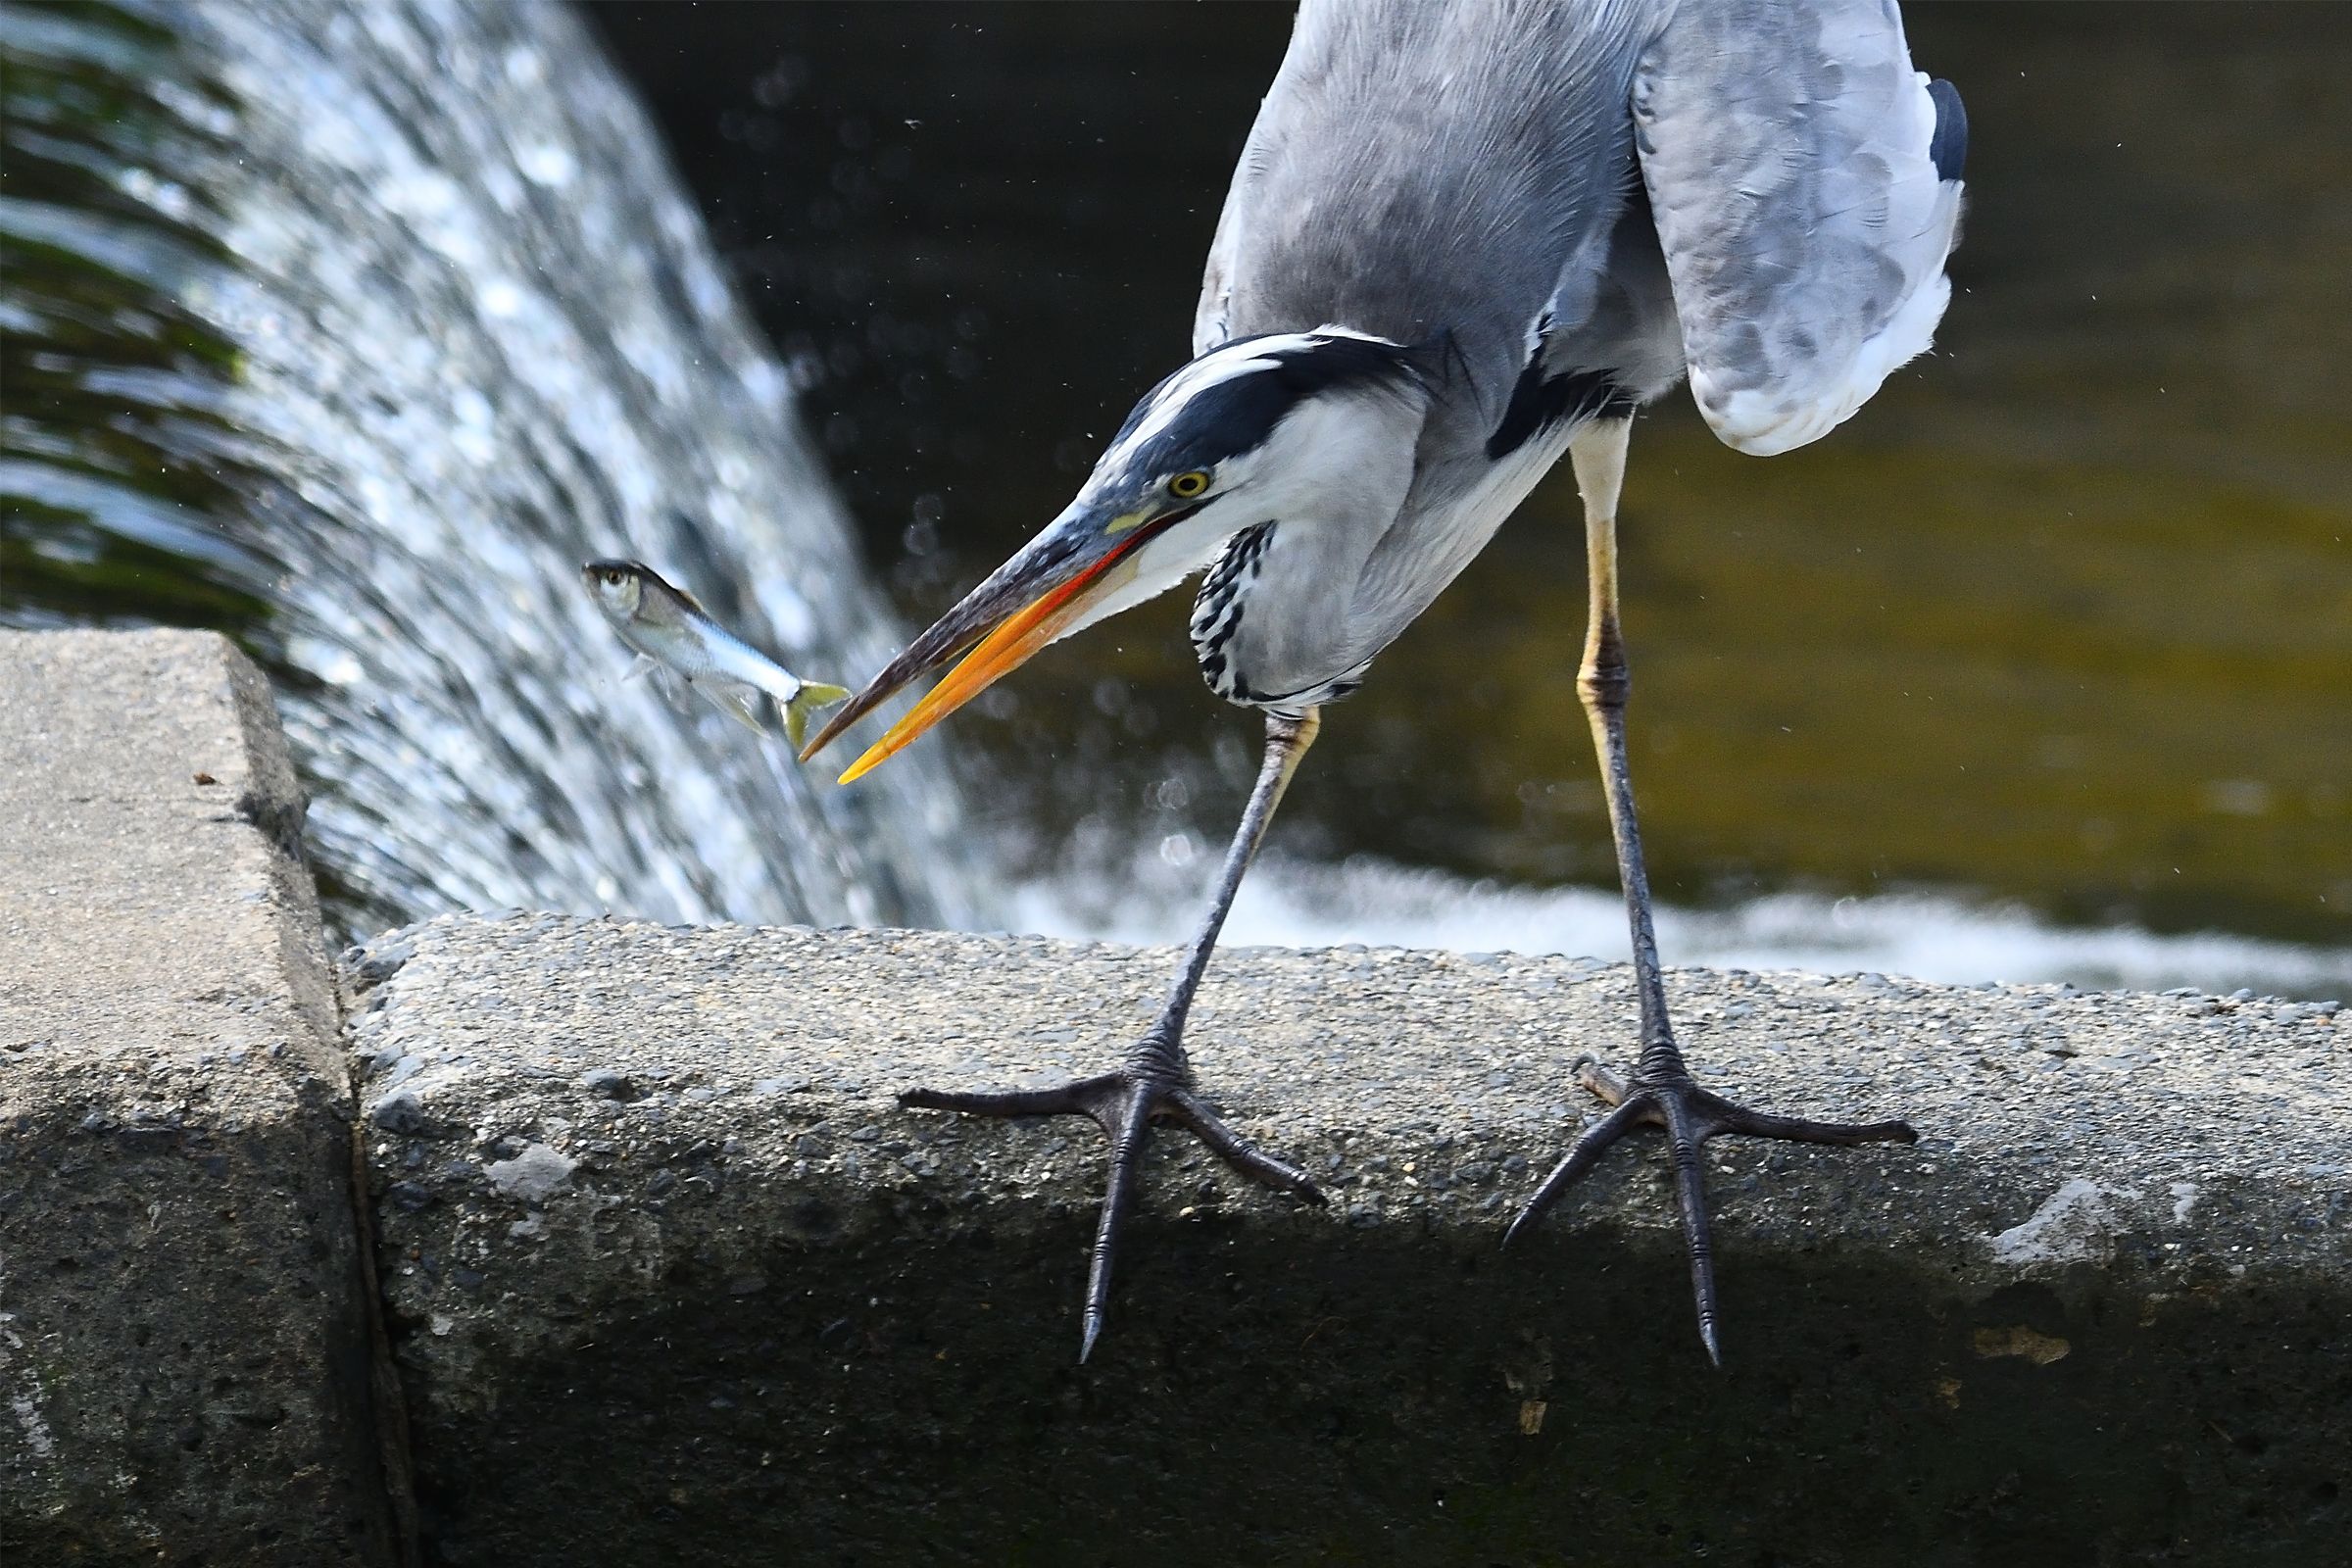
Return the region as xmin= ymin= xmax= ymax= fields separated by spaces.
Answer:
xmin=484 ymin=1143 xmax=576 ymax=1202
xmin=579 ymin=1067 xmax=635 ymax=1100
xmin=1986 ymin=1177 xmax=2125 ymax=1266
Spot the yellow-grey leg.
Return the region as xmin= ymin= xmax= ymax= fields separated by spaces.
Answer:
xmin=1503 ymin=416 xmax=1916 ymax=1364
xmin=901 ymin=710 xmax=1327 ymax=1361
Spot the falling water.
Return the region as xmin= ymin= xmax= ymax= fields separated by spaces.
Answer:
xmin=3 ymin=0 xmax=980 ymax=938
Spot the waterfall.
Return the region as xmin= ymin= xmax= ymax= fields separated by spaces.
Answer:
xmin=2 ymin=0 xmax=982 ymax=938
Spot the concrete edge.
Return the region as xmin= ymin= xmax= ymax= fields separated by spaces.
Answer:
xmin=217 ymin=633 xmax=424 ymax=1566
xmin=0 ymin=628 xmax=411 ymax=1566
xmin=214 ymin=641 xmax=424 ymax=1562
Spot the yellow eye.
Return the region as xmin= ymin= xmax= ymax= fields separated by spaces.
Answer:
xmin=1168 ymin=470 xmax=1210 ymax=499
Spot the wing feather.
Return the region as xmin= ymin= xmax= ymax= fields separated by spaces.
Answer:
xmin=1635 ymin=0 xmax=1966 ymax=456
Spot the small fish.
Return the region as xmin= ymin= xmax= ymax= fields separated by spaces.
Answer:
xmin=581 ymin=559 xmax=849 ymax=750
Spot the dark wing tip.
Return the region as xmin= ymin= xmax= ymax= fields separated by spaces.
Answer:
xmin=1486 ymin=363 xmax=1632 ymax=462
xmin=1927 ymin=78 xmax=1968 ymax=183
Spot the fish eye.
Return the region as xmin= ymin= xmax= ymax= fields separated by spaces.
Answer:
xmin=1168 ymin=470 xmax=1210 ymax=499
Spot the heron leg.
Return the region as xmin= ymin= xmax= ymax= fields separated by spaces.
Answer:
xmin=1503 ymin=417 xmax=1916 ymax=1365
xmin=898 ymin=710 xmax=1327 ymax=1361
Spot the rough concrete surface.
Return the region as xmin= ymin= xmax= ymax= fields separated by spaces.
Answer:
xmin=352 ymin=912 xmax=2350 ymax=1567
xmin=0 ymin=630 xmax=397 ymax=1566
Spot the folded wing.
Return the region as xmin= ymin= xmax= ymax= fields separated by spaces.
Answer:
xmin=1636 ymin=0 xmax=1966 ymax=456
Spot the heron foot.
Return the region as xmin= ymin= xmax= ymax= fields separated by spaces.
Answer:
xmin=900 ymin=1061 xmax=1325 ymax=1361
xmin=1503 ymin=1055 xmax=1916 ymax=1365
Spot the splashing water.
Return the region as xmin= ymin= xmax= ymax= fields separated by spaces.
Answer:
xmin=1017 ymin=851 xmax=2352 ymax=1003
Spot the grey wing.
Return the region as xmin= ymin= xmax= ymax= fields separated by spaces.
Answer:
xmin=1198 ymin=0 xmax=1669 ymax=672
xmin=1635 ymin=0 xmax=1967 ymax=456
xmin=1192 ymin=126 xmax=1253 ymax=356
xmin=1193 ymin=0 xmax=1653 ymax=375
xmin=1190 ymin=9 xmax=1320 ymax=357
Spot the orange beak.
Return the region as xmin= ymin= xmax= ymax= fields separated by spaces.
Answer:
xmin=800 ymin=506 xmax=1193 ymax=782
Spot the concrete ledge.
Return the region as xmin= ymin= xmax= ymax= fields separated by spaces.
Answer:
xmin=1 ymin=630 xmax=397 ymax=1565
xmin=352 ymin=914 xmax=2350 ymax=1564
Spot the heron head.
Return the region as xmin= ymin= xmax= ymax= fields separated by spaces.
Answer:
xmin=802 ymin=328 xmax=1426 ymax=779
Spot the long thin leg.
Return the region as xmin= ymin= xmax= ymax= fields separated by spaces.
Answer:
xmin=902 ymin=710 xmax=1326 ymax=1360
xmin=1503 ymin=417 xmax=1916 ymax=1364
xmin=1568 ymin=417 xmax=1671 ymax=1063
xmin=1146 ymin=707 xmax=1323 ymax=1067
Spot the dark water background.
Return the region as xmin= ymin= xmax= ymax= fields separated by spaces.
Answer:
xmin=591 ymin=1 xmax=2352 ymax=952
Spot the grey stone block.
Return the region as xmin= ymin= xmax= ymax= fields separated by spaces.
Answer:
xmin=353 ymin=913 xmax=2351 ymax=1565
xmin=1 ymin=630 xmax=398 ymax=1565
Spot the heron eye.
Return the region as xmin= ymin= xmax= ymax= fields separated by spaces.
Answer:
xmin=1168 ymin=470 xmax=1210 ymax=499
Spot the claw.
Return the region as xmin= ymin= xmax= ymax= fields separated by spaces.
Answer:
xmin=900 ymin=1082 xmax=1088 ymax=1118
xmin=1508 ymin=1065 xmax=1915 ymax=1363
xmin=1502 ymin=1095 xmax=1648 ymax=1249
xmin=1658 ymin=1094 xmax=1723 ymax=1367
xmin=1574 ymin=1055 xmax=1630 ymax=1105
xmin=899 ymin=1065 xmax=1322 ymax=1360
xmin=1165 ymin=1088 xmax=1326 ymax=1202
xmin=1081 ymin=1087 xmax=1153 ymax=1363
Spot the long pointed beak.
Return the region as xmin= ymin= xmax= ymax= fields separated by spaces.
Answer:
xmin=800 ymin=504 xmax=1195 ymax=782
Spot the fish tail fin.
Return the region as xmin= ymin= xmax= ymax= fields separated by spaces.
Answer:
xmin=781 ymin=682 xmax=852 ymax=752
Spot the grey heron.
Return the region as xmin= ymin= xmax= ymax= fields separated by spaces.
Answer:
xmin=804 ymin=0 xmax=1967 ymax=1363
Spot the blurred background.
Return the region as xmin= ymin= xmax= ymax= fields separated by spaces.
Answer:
xmin=6 ymin=1 xmax=2349 ymax=995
